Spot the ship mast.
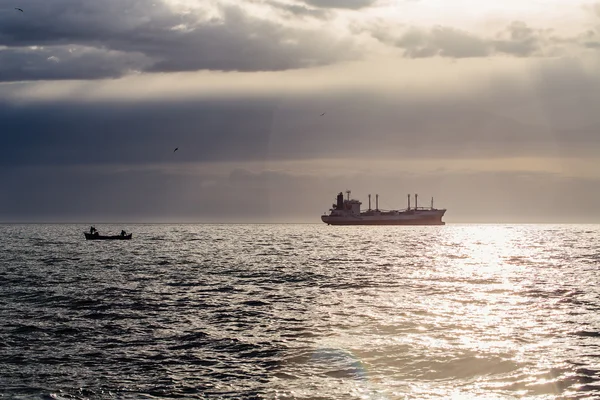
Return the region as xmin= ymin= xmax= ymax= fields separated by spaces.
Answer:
xmin=415 ymin=193 xmax=418 ymax=210
xmin=368 ymin=194 xmax=372 ymax=211
xmin=407 ymin=194 xmax=411 ymax=210
xmin=376 ymin=194 xmax=379 ymax=211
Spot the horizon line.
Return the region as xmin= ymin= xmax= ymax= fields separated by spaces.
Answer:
xmin=1 ymin=221 xmax=599 ymax=225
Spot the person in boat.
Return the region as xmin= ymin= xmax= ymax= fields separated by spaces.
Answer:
xmin=121 ymin=230 xmax=126 ymax=236
xmin=90 ymin=226 xmax=96 ymax=234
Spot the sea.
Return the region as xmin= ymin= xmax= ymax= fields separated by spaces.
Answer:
xmin=1 ymin=223 xmax=599 ymax=399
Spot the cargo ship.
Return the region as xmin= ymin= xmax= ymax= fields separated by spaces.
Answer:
xmin=321 ymin=191 xmax=446 ymax=225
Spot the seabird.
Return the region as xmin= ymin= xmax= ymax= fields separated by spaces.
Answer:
xmin=320 ymin=112 xmax=326 ymax=116
xmin=173 ymin=147 xmax=178 ymax=152
xmin=15 ymin=7 xmax=24 ymax=12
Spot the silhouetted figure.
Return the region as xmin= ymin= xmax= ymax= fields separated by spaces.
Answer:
xmin=90 ymin=226 xmax=96 ymax=234
xmin=121 ymin=230 xmax=126 ymax=236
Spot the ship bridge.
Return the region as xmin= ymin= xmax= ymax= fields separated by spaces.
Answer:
xmin=332 ymin=191 xmax=362 ymax=215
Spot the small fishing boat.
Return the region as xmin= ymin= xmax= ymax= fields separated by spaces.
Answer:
xmin=84 ymin=232 xmax=132 ymax=240
xmin=84 ymin=226 xmax=132 ymax=240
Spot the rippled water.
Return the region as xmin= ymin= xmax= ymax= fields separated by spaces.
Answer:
xmin=1 ymin=224 xmax=600 ymax=399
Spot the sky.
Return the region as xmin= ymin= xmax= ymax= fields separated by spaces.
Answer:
xmin=1 ymin=0 xmax=600 ymax=223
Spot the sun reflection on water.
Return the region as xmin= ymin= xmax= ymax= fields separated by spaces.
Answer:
xmin=271 ymin=224 xmax=600 ymax=399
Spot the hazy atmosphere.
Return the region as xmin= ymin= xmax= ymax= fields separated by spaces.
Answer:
xmin=2 ymin=0 xmax=600 ymax=222
xmin=4 ymin=3 xmax=600 ymax=399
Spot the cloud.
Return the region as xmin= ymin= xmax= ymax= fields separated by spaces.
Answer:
xmin=393 ymin=26 xmax=489 ymax=58
xmin=301 ymin=0 xmax=377 ymax=9
xmin=0 ymin=98 xmax=278 ymax=167
xmin=492 ymin=21 xmax=546 ymax=56
xmin=0 ymin=45 xmax=150 ymax=81
xmin=2 ymin=67 xmax=600 ymax=170
xmin=2 ymin=0 xmax=597 ymax=82
xmin=366 ymin=20 xmax=599 ymax=58
xmin=266 ymin=1 xmax=330 ymax=18
xmin=0 ymin=1 xmax=357 ymax=81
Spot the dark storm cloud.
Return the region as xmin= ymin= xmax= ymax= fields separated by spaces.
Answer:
xmin=142 ymin=6 xmax=351 ymax=74
xmin=2 ymin=75 xmax=600 ymax=170
xmin=0 ymin=99 xmax=278 ymax=167
xmin=0 ymin=45 xmax=151 ymax=81
xmin=0 ymin=1 xmax=355 ymax=81
xmin=366 ymin=20 xmax=597 ymax=58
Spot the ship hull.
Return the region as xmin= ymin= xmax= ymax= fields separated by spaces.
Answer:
xmin=321 ymin=216 xmax=445 ymax=226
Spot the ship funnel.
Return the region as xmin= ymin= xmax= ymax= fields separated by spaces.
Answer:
xmin=407 ymin=194 xmax=411 ymax=210
xmin=368 ymin=194 xmax=372 ymax=211
xmin=415 ymin=194 xmax=418 ymax=210
xmin=376 ymin=194 xmax=379 ymax=211
xmin=431 ymin=197 xmax=434 ymax=210
xmin=336 ymin=192 xmax=344 ymax=209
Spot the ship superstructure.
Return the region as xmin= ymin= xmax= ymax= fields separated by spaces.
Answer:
xmin=321 ymin=191 xmax=446 ymax=225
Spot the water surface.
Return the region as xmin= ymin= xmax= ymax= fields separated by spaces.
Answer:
xmin=1 ymin=224 xmax=599 ymax=399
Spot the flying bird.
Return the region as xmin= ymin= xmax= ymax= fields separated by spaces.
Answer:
xmin=173 ymin=147 xmax=178 ymax=153
xmin=15 ymin=7 xmax=24 ymax=12
xmin=320 ymin=112 xmax=326 ymax=116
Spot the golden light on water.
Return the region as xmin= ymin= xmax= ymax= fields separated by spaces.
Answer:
xmin=275 ymin=224 xmax=600 ymax=398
